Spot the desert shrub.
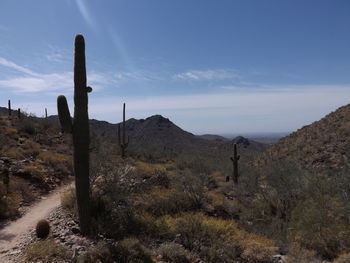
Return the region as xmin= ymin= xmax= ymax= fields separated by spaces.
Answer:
xmin=36 ymin=219 xmax=50 ymax=239
xmin=176 ymin=155 xmax=217 ymax=175
xmin=289 ymin=191 xmax=347 ymax=259
xmin=284 ymin=243 xmax=321 ymax=263
xmin=134 ymin=184 xmax=208 ymax=217
xmin=21 ymin=164 xmax=47 ymax=184
xmin=205 ymin=192 xmax=240 ymax=219
xmin=38 ymin=151 xmax=72 ymax=176
xmin=151 ymin=168 xmax=170 ymax=188
xmin=240 ymin=239 xmax=277 ymax=263
xmin=110 ymin=238 xmax=154 ymax=263
xmin=157 ymin=242 xmax=191 ymax=263
xmin=172 ymin=171 xmax=211 ymax=209
xmin=4 ymin=147 xmax=25 ymax=159
xmin=18 ymin=117 xmax=36 ymax=135
xmin=90 ymin=167 xmax=141 ymax=238
xmin=61 ymin=187 xmax=77 ymax=214
xmin=25 ymin=239 xmax=69 ymax=261
xmin=77 ymin=241 xmax=114 ymax=263
xmin=133 ymin=212 xmax=170 ymax=238
xmin=333 ymin=253 xmax=350 ymax=263
xmin=22 ymin=139 xmax=41 ymax=158
xmin=162 ymin=213 xmax=275 ymax=262
xmin=0 ymin=191 xmax=21 ymax=219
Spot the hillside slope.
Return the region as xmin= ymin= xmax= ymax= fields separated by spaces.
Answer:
xmin=0 ymin=111 xmax=72 ymax=219
xmin=256 ymin=104 xmax=350 ymax=171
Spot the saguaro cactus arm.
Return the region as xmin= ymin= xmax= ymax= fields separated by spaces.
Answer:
xmin=57 ymin=95 xmax=73 ymax=133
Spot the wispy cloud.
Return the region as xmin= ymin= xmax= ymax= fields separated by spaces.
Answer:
xmin=90 ymin=85 xmax=350 ymax=114
xmin=45 ymin=45 xmax=69 ymax=63
xmin=75 ymin=0 xmax=97 ymax=31
xmin=0 ymin=57 xmax=39 ymax=76
xmin=0 ymin=57 xmax=116 ymax=94
xmin=83 ymin=84 xmax=350 ymax=133
xmin=173 ymin=69 xmax=240 ymax=81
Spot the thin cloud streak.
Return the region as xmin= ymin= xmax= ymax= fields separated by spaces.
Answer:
xmin=75 ymin=0 xmax=97 ymax=31
xmin=0 ymin=57 xmax=116 ymax=93
xmin=174 ymin=69 xmax=240 ymax=81
xmin=0 ymin=57 xmax=40 ymax=77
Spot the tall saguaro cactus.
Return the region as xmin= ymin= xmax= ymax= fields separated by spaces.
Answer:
xmin=118 ymin=103 xmax=129 ymax=158
xmin=45 ymin=108 xmax=48 ymax=118
xmin=230 ymin=143 xmax=240 ymax=185
xmin=8 ymin=100 xmax=11 ymax=117
xmin=17 ymin=108 xmax=21 ymax=119
xmin=57 ymin=34 xmax=92 ymax=235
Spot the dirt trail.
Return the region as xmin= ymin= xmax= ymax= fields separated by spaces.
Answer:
xmin=0 ymin=183 xmax=73 ymax=255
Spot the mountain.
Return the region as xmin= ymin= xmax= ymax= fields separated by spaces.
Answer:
xmin=198 ymin=134 xmax=229 ymax=142
xmin=87 ymin=115 xmax=270 ymax=173
xmin=255 ymin=104 xmax=350 ymax=171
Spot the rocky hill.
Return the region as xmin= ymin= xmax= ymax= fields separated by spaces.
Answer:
xmin=87 ymin=115 xmax=270 ymax=164
xmin=0 ymin=110 xmax=72 ymax=219
xmin=256 ymin=104 xmax=350 ymax=171
xmin=197 ymin=134 xmax=229 ymax=142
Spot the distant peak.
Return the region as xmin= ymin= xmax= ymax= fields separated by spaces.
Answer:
xmin=146 ymin=115 xmax=171 ymax=123
xmin=232 ymin=136 xmax=250 ymax=147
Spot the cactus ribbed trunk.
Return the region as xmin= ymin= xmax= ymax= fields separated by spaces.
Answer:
xmin=230 ymin=143 xmax=240 ymax=185
xmin=73 ymin=35 xmax=91 ymax=236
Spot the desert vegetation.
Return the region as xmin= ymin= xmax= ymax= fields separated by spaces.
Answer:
xmin=1 ymin=34 xmax=349 ymax=263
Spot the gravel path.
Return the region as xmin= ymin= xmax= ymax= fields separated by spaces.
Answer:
xmin=0 ymin=183 xmax=73 ymax=262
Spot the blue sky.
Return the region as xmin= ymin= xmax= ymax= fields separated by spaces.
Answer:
xmin=0 ymin=0 xmax=350 ymax=134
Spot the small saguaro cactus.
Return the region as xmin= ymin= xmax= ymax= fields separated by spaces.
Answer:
xmin=230 ymin=143 xmax=240 ymax=185
xmin=17 ymin=108 xmax=21 ymax=119
xmin=45 ymin=108 xmax=48 ymax=118
xmin=8 ymin=100 xmax=11 ymax=117
xmin=118 ymin=102 xmax=129 ymax=158
xmin=57 ymin=34 xmax=92 ymax=236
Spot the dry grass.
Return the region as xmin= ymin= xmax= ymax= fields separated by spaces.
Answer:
xmin=61 ymin=187 xmax=76 ymax=214
xmin=25 ymin=239 xmax=70 ymax=261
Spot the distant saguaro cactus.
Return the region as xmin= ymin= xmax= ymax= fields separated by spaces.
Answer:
xmin=8 ymin=100 xmax=11 ymax=117
xmin=57 ymin=34 xmax=92 ymax=235
xmin=118 ymin=103 xmax=129 ymax=158
xmin=17 ymin=108 xmax=21 ymax=119
xmin=45 ymin=108 xmax=48 ymax=118
xmin=230 ymin=143 xmax=240 ymax=185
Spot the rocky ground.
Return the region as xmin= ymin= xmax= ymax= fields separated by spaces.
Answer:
xmin=2 ymin=206 xmax=95 ymax=263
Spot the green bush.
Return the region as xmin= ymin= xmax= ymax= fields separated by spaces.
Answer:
xmin=157 ymin=242 xmax=191 ymax=263
xmin=111 ymin=238 xmax=154 ymax=263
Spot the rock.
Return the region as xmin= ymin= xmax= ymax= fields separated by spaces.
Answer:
xmin=71 ymin=226 xmax=80 ymax=234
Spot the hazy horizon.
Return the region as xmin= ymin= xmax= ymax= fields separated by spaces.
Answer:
xmin=1 ymin=1 xmax=350 ymax=134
